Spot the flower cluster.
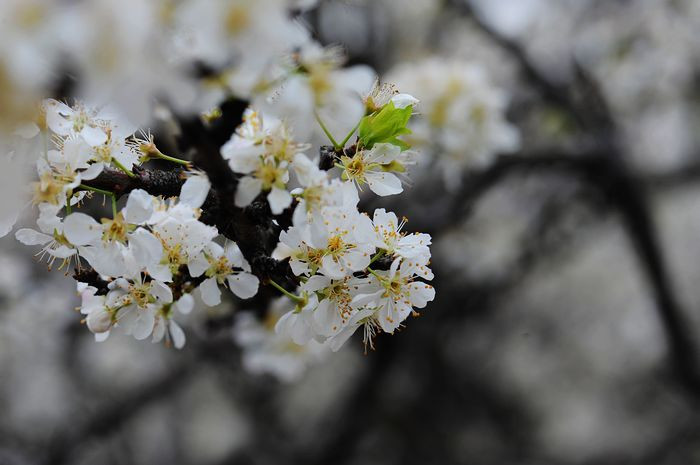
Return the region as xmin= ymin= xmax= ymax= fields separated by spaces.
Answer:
xmin=219 ymin=83 xmax=434 ymax=352
xmin=9 ymin=72 xmax=435 ymax=356
xmin=389 ymin=58 xmax=521 ymax=189
xmin=14 ymin=99 xmax=261 ymax=348
xmin=272 ymin=205 xmax=434 ymax=352
xmin=0 ymin=0 xmax=315 ymax=133
xmin=3 ymin=0 xmax=437 ymax=362
xmin=233 ymin=297 xmax=330 ymax=382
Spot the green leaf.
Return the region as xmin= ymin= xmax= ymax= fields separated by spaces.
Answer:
xmin=358 ymin=102 xmax=413 ymax=150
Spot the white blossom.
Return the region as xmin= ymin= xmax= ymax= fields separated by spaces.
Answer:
xmin=352 ymin=258 xmax=435 ymax=334
xmin=273 ymin=206 xmax=376 ymax=279
xmin=339 ymin=143 xmax=417 ymax=196
xmin=389 ymin=58 xmax=520 ymax=189
xmin=190 ymin=242 xmax=259 ymax=306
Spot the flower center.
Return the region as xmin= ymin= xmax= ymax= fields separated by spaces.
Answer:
xmin=206 ymin=255 xmax=233 ymax=282
xmin=225 ymin=5 xmax=249 ymax=36
xmin=129 ymin=282 xmax=153 ymax=308
xmin=32 ymin=173 xmax=65 ymax=205
xmin=255 ymin=161 xmax=283 ymax=189
xmin=327 ymin=235 xmax=345 ymax=255
xmin=101 ymin=212 xmax=128 ymax=243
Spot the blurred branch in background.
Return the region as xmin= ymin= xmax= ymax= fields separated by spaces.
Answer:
xmin=3 ymin=1 xmax=700 ymax=464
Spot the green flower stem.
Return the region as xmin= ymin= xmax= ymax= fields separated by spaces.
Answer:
xmin=79 ymin=184 xmax=118 ymax=217
xmin=142 ymin=143 xmax=192 ymax=167
xmin=314 ymin=110 xmax=340 ymax=149
xmin=339 ymin=119 xmax=361 ymax=148
xmin=366 ymin=267 xmax=384 ymax=281
xmin=153 ymin=150 xmax=191 ymax=166
xmin=369 ymin=250 xmax=385 ymax=265
xmin=268 ymin=279 xmax=305 ymax=304
xmin=112 ymin=158 xmax=136 ymax=178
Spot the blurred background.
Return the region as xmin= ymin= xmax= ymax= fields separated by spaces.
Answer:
xmin=3 ymin=0 xmax=700 ymax=464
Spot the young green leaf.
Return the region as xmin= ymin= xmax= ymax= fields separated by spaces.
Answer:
xmin=358 ymin=102 xmax=413 ymax=150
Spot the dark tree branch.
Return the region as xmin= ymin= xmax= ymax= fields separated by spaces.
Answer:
xmin=43 ymin=363 xmax=193 ymax=465
xmin=443 ymin=0 xmax=700 ymax=399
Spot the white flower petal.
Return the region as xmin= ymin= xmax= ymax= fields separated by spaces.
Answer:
xmin=187 ymin=253 xmax=209 ymax=278
xmin=235 ymin=177 xmax=263 ymax=208
xmin=174 ymin=293 xmax=194 ymax=314
xmin=169 ymin=320 xmax=186 ymax=349
xmin=199 ymin=277 xmax=221 ymax=306
xmin=267 ymin=186 xmax=292 ymax=214
xmin=366 ymin=171 xmax=403 ymax=196
xmin=151 ymin=281 xmax=173 ymax=303
xmin=15 ymin=228 xmax=51 ymax=246
xmin=226 ymin=273 xmax=259 ymax=299
xmin=63 ymin=213 xmax=101 ymax=246
xmin=180 ymin=174 xmax=210 ymax=208
xmin=80 ymin=125 xmax=108 ymax=146
xmin=132 ymin=309 xmax=156 ymax=340
xmin=125 ymin=189 xmax=154 ymax=224
xmin=390 ymin=93 xmax=419 ymax=109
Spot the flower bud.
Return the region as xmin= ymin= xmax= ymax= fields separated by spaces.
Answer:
xmin=86 ymin=309 xmax=112 ymax=334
